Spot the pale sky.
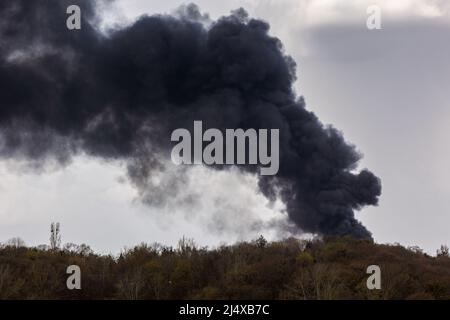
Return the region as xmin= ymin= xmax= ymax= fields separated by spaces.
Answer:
xmin=1 ymin=0 xmax=449 ymax=254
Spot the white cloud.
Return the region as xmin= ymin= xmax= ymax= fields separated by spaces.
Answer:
xmin=297 ymin=0 xmax=449 ymax=26
xmin=107 ymin=0 xmax=450 ymax=27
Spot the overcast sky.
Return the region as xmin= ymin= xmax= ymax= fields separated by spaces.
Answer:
xmin=1 ymin=0 xmax=449 ymax=254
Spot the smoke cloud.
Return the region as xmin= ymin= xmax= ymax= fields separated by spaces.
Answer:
xmin=0 ymin=0 xmax=381 ymax=238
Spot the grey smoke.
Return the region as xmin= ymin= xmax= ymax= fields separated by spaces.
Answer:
xmin=0 ymin=1 xmax=381 ymax=238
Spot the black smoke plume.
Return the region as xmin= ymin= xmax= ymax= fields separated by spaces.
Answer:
xmin=0 ymin=1 xmax=381 ymax=238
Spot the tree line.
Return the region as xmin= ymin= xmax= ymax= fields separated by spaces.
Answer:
xmin=0 ymin=233 xmax=449 ymax=299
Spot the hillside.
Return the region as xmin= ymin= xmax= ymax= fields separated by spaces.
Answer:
xmin=0 ymin=236 xmax=449 ymax=299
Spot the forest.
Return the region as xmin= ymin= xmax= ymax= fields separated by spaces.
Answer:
xmin=0 ymin=234 xmax=449 ymax=300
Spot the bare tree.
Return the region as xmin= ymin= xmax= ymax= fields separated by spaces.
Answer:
xmin=50 ymin=222 xmax=61 ymax=250
xmin=177 ymin=236 xmax=196 ymax=255
xmin=437 ymin=245 xmax=449 ymax=257
xmin=117 ymin=268 xmax=146 ymax=300
xmin=6 ymin=237 xmax=26 ymax=248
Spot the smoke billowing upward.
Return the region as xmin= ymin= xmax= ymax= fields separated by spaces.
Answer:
xmin=0 ymin=1 xmax=381 ymax=238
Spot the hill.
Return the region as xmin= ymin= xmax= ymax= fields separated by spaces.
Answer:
xmin=0 ymin=236 xmax=449 ymax=299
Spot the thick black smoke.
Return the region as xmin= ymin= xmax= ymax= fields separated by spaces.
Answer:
xmin=0 ymin=1 xmax=381 ymax=238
